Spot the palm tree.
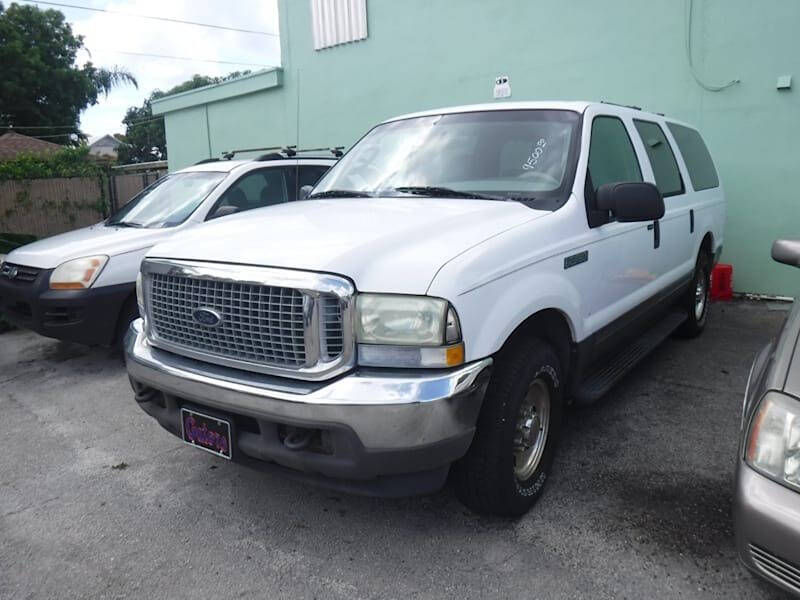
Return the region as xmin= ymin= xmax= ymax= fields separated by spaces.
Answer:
xmin=90 ymin=66 xmax=138 ymax=97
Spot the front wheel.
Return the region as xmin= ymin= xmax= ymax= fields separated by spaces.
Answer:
xmin=676 ymin=251 xmax=711 ymax=338
xmin=113 ymin=294 xmax=139 ymax=348
xmin=453 ymin=337 xmax=563 ymax=517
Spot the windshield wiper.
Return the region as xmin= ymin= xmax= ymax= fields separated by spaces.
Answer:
xmin=108 ymin=221 xmax=145 ymax=228
xmin=392 ymin=186 xmax=505 ymax=201
xmin=307 ymin=189 xmax=372 ymax=199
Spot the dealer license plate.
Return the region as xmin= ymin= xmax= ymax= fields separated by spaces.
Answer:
xmin=180 ymin=408 xmax=232 ymax=460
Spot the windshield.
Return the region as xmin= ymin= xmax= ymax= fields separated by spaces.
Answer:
xmin=312 ymin=109 xmax=581 ymax=208
xmin=107 ymin=172 xmax=226 ymax=228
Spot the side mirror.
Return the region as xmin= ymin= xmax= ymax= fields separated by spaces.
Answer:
xmin=299 ymin=185 xmax=314 ymax=200
xmin=596 ymin=182 xmax=665 ymax=223
xmin=772 ymin=239 xmax=800 ymax=268
xmin=209 ymin=205 xmax=239 ymax=220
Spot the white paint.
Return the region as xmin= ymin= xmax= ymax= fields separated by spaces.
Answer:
xmin=310 ymin=0 xmax=368 ymax=51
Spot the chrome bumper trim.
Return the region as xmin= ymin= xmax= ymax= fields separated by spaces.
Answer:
xmin=125 ymin=319 xmax=492 ymax=449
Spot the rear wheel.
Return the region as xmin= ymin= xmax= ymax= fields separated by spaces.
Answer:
xmin=677 ymin=250 xmax=711 ymax=338
xmin=453 ymin=337 xmax=563 ymax=517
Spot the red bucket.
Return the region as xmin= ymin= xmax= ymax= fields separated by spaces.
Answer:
xmin=711 ymin=263 xmax=733 ymax=301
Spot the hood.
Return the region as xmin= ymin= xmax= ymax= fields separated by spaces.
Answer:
xmin=147 ymin=197 xmax=549 ymax=294
xmin=5 ymin=222 xmax=174 ymax=269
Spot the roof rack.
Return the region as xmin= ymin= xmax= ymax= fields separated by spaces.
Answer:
xmin=221 ymin=145 xmax=345 ymax=160
xmin=600 ymin=100 xmax=643 ymax=111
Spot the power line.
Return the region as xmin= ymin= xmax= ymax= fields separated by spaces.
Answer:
xmin=25 ymin=133 xmax=79 ymax=139
xmin=2 ymin=113 xmax=163 ymax=130
xmin=107 ymin=50 xmax=275 ymax=68
xmin=0 ymin=124 xmax=78 ymax=130
xmin=22 ymin=0 xmax=279 ymax=37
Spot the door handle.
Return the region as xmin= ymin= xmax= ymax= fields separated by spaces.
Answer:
xmin=647 ymin=221 xmax=660 ymax=249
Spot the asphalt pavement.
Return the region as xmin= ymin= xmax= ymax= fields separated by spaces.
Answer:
xmin=0 ymin=300 xmax=792 ymax=599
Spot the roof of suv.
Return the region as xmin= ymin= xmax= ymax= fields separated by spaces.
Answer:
xmin=384 ymin=101 xmax=669 ymax=123
xmin=178 ymin=156 xmax=337 ymax=174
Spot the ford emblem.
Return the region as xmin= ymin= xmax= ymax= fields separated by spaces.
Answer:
xmin=192 ymin=307 xmax=222 ymax=327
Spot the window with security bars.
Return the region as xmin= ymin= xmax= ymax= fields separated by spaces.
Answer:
xmin=310 ymin=0 xmax=368 ymax=50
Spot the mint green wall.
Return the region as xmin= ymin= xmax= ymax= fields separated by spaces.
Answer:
xmin=162 ymin=105 xmax=209 ymax=170
xmin=160 ymin=0 xmax=800 ymax=296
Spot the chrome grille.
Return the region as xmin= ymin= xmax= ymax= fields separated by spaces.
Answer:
xmin=142 ymin=259 xmax=354 ymax=379
xmin=149 ymin=273 xmax=309 ymax=366
xmin=321 ymin=296 xmax=343 ymax=359
xmin=1 ymin=262 xmax=40 ymax=283
xmin=750 ymin=543 xmax=800 ymax=593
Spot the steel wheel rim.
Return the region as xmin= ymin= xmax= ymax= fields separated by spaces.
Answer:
xmin=695 ymin=268 xmax=708 ymax=321
xmin=513 ymin=378 xmax=551 ymax=481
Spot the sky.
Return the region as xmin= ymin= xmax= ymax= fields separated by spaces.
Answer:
xmin=17 ymin=0 xmax=281 ymax=138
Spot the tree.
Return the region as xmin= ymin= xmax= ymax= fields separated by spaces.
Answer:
xmin=116 ymin=72 xmax=250 ymax=164
xmin=0 ymin=3 xmax=137 ymax=145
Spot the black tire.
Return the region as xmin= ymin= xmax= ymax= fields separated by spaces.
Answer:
xmin=676 ymin=250 xmax=711 ymax=338
xmin=113 ymin=294 xmax=139 ymax=347
xmin=453 ymin=337 xmax=563 ymax=517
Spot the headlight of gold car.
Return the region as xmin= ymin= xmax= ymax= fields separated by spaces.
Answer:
xmin=746 ymin=391 xmax=800 ymax=492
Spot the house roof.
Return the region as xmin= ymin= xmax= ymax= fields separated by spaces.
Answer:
xmin=89 ymin=134 xmax=122 ymax=149
xmin=0 ymin=132 xmax=62 ymax=160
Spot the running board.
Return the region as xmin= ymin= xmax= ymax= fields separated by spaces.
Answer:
xmin=573 ymin=310 xmax=687 ymax=405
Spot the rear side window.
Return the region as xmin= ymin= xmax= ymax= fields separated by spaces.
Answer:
xmin=666 ymin=123 xmax=719 ymax=191
xmin=588 ymin=116 xmax=642 ymax=190
xmin=633 ymin=120 xmax=684 ymax=197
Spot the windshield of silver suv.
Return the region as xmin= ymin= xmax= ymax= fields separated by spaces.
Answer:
xmin=106 ymin=171 xmax=226 ymax=228
xmin=311 ymin=109 xmax=581 ymax=208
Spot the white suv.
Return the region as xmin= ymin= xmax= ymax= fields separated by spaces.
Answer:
xmin=125 ymin=102 xmax=725 ymax=515
xmin=0 ymin=153 xmax=335 ymax=346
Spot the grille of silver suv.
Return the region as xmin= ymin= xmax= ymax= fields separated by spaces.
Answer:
xmin=0 ymin=262 xmax=40 ymax=283
xmin=142 ymin=260 xmax=354 ymax=380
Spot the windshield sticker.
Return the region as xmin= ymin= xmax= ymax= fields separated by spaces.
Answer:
xmin=522 ymin=139 xmax=547 ymax=171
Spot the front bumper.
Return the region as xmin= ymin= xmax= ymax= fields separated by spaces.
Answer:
xmin=125 ymin=319 xmax=492 ymax=496
xmin=0 ymin=267 xmax=132 ymax=345
xmin=734 ymin=463 xmax=800 ymax=596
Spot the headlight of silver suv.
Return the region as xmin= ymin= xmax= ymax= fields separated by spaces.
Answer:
xmin=355 ymin=293 xmax=464 ymax=368
xmin=746 ymin=391 xmax=800 ymax=491
xmin=50 ymin=255 xmax=108 ymax=289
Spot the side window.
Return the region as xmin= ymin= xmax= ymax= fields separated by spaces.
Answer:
xmin=284 ymin=165 xmax=331 ymax=200
xmin=209 ymin=169 xmax=288 ymax=219
xmin=588 ymin=116 xmax=643 ymax=190
xmin=666 ymin=123 xmax=719 ymax=191
xmin=298 ymin=165 xmax=330 ymax=189
xmin=633 ymin=120 xmax=684 ymax=197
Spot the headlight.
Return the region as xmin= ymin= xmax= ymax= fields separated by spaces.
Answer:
xmin=135 ymin=271 xmax=144 ymax=317
xmin=746 ymin=391 xmax=800 ymax=491
xmin=50 ymin=255 xmax=108 ymax=289
xmin=355 ymin=294 xmax=464 ymax=368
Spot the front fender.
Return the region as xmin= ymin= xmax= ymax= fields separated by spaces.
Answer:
xmin=445 ymin=267 xmax=582 ymax=363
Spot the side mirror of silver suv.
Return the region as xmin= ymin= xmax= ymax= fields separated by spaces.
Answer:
xmin=299 ymin=185 xmax=314 ymax=200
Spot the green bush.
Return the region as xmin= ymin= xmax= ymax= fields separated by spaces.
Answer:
xmin=0 ymin=232 xmax=36 ymax=254
xmin=0 ymin=146 xmax=107 ymax=181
